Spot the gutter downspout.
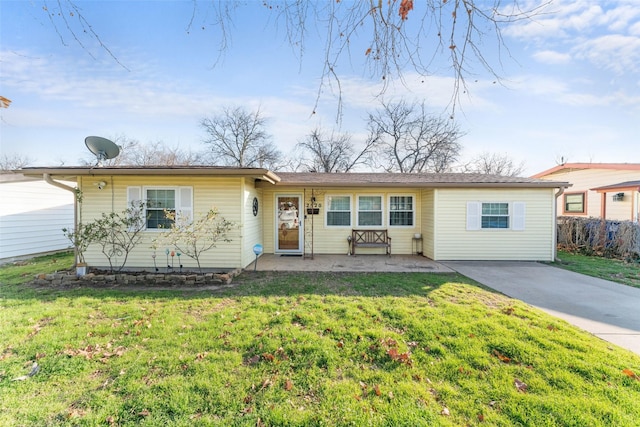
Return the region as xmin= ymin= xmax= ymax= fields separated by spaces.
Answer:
xmin=44 ymin=173 xmax=79 ymax=266
xmin=553 ymin=186 xmax=567 ymax=262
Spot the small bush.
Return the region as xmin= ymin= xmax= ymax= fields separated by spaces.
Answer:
xmin=557 ymin=216 xmax=640 ymax=260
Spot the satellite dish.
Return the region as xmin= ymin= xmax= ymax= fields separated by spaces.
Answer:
xmin=85 ymin=136 xmax=120 ymax=166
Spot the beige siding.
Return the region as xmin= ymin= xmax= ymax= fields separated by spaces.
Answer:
xmin=540 ymin=169 xmax=639 ymax=221
xmin=420 ymin=189 xmax=435 ymax=259
xmin=261 ymin=187 xmax=423 ymax=255
xmin=433 ymin=188 xmax=556 ymax=261
xmin=79 ymin=176 xmax=245 ymax=270
xmin=241 ymin=179 xmax=264 ymax=267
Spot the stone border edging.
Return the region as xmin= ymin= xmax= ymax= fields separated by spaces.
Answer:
xmin=31 ymin=269 xmax=241 ymax=287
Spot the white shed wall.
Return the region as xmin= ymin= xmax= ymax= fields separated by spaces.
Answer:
xmin=0 ymin=179 xmax=74 ymax=261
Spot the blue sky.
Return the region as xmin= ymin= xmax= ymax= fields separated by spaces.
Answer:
xmin=1 ymin=0 xmax=638 ymax=175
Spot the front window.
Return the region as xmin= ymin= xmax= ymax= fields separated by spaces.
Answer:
xmin=564 ymin=193 xmax=585 ymax=214
xmin=389 ymin=195 xmax=414 ymax=226
xmin=326 ymin=195 xmax=351 ymax=226
xmin=146 ymin=189 xmax=175 ymax=229
xmin=481 ymin=203 xmax=509 ymax=229
xmin=358 ymin=195 xmax=382 ymax=227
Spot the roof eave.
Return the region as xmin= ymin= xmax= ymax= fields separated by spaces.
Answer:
xmin=532 ymin=163 xmax=640 ymax=178
xmin=19 ymin=167 xmax=280 ymax=183
xmin=256 ymin=180 xmax=570 ymax=189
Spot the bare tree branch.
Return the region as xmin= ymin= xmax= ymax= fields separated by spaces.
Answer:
xmin=200 ymin=106 xmax=281 ymax=169
xmin=367 ymin=99 xmax=463 ymax=173
xmin=38 ymin=1 xmax=551 ymax=116
xmin=296 ymin=127 xmax=377 ymax=173
xmin=79 ymin=135 xmax=205 ymax=166
xmin=0 ymin=153 xmax=33 ymax=171
xmin=458 ymin=151 xmax=525 ymax=176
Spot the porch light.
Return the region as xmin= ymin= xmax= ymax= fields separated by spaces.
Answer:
xmin=613 ymin=192 xmax=624 ymax=202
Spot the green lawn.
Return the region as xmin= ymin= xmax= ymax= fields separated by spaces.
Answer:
xmin=1 ymin=253 xmax=640 ymax=426
xmin=554 ymin=250 xmax=640 ymax=288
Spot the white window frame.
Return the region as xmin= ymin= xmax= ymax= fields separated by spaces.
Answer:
xmin=357 ymin=194 xmax=384 ymax=228
xmin=128 ymin=186 xmax=193 ymax=231
xmin=388 ymin=194 xmax=415 ymax=227
xmin=325 ymin=195 xmax=352 ymax=228
xmin=466 ymin=201 xmax=525 ymax=231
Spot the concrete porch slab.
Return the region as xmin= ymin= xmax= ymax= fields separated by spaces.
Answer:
xmin=248 ymin=254 xmax=454 ymax=273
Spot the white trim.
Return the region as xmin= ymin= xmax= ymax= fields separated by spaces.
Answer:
xmin=356 ymin=194 xmax=384 ymax=228
xmin=388 ymin=193 xmax=416 ymax=228
xmin=126 ymin=186 xmax=144 ymax=231
xmin=466 ymin=201 xmax=481 ymax=231
xmin=325 ymin=194 xmax=352 ymax=228
xmin=466 ymin=201 xmax=526 ymax=231
xmin=133 ymin=186 xmax=193 ymax=231
xmin=512 ymin=202 xmax=526 ymax=231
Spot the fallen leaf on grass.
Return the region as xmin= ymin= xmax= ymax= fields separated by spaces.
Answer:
xmin=622 ymin=368 xmax=640 ymax=380
xmin=492 ymin=349 xmax=511 ymax=364
xmin=245 ymin=355 xmax=260 ymax=365
xmin=260 ymin=378 xmax=272 ymax=390
xmin=262 ymin=353 xmax=275 ymax=362
xmin=284 ymin=379 xmax=293 ymax=391
xmin=514 ymin=378 xmax=528 ymax=393
xmin=373 ymin=384 xmax=382 ymax=396
xmin=386 ymin=347 xmax=412 ymax=365
xmin=441 ymin=406 xmax=450 ymax=416
xmin=502 ymin=307 xmax=515 ymax=316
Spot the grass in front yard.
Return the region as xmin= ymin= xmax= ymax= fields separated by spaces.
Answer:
xmin=0 ymin=251 xmax=74 ymax=286
xmin=1 ymin=262 xmax=639 ymax=426
xmin=554 ymin=249 xmax=640 ymax=288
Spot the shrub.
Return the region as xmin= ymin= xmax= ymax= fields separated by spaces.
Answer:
xmin=557 ymin=216 xmax=640 ymax=260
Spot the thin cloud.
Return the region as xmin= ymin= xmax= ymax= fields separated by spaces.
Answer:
xmin=503 ymin=0 xmax=640 ymax=75
xmin=532 ymin=50 xmax=572 ymax=64
xmin=573 ymin=34 xmax=640 ymax=74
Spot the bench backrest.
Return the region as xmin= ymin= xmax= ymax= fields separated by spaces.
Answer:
xmin=352 ymin=229 xmax=388 ymax=244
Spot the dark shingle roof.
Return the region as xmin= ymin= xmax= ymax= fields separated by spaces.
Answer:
xmin=273 ymin=172 xmax=568 ymax=188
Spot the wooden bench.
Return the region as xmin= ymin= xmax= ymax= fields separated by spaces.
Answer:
xmin=350 ymin=229 xmax=391 ymax=256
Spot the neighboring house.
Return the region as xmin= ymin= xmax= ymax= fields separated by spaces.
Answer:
xmin=0 ymin=173 xmax=75 ymax=262
xmin=21 ymin=167 xmax=569 ymax=270
xmin=532 ymin=163 xmax=640 ymax=222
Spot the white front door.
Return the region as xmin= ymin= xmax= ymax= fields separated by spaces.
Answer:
xmin=275 ymin=195 xmax=303 ymax=253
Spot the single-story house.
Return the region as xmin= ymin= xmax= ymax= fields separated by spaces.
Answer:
xmin=0 ymin=173 xmax=75 ymax=262
xmin=21 ymin=166 xmax=569 ymax=270
xmin=532 ymin=163 xmax=640 ymax=222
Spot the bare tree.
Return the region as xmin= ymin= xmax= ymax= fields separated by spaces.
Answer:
xmin=459 ymin=151 xmax=525 ymax=176
xmin=367 ymin=100 xmax=463 ymax=173
xmin=38 ymin=1 xmax=548 ymax=114
xmin=200 ymin=106 xmax=281 ymax=169
xmin=296 ymin=127 xmax=377 ymax=173
xmin=124 ymin=141 xmax=205 ymax=166
xmin=1 ymin=153 xmax=32 ymax=171
xmin=79 ymin=135 xmax=205 ymax=166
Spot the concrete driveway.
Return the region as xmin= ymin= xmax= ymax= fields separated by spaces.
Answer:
xmin=443 ymin=261 xmax=640 ymax=356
